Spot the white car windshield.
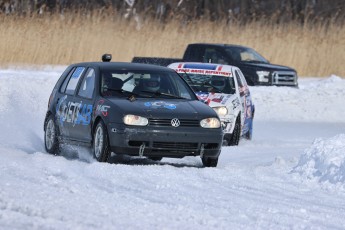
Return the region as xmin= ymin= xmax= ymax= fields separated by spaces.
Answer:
xmin=179 ymin=72 xmax=236 ymax=94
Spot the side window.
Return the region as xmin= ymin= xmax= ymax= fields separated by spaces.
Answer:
xmin=60 ymin=67 xmax=75 ymax=93
xmin=228 ymin=77 xmax=236 ymax=93
xmin=65 ymin=67 xmax=85 ymax=95
xmin=78 ymin=68 xmax=95 ymax=99
xmin=238 ymin=70 xmax=248 ymax=87
xmin=235 ymin=70 xmax=244 ymax=88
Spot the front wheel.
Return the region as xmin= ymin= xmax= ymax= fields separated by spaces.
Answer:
xmin=201 ymin=157 xmax=218 ymax=167
xmin=226 ymin=118 xmax=241 ymax=146
xmin=44 ymin=115 xmax=60 ymax=155
xmin=93 ymin=121 xmax=111 ymax=162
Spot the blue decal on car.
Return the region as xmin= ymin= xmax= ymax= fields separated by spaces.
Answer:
xmin=75 ymin=104 xmax=93 ymax=126
xmin=144 ymin=101 xmax=176 ymax=110
xmin=56 ymin=96 xmax=92 ymax=126
xmin=183 ymin=63 xmax=217 ymax=70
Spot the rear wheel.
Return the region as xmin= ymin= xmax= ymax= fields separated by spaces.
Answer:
xmin=201 ymin=157 xmax=218 ymax=167
xmin=93 ymin=121 xmax=111 ymax=162
xmin=44 ymin=115 xmax=60 ymax=155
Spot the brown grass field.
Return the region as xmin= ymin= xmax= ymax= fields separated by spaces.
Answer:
xmin=0 ymin=13 xmax=344 ymax=77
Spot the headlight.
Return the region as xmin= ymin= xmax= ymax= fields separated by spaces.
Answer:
xmin=256 ymin=71 xmax=270 ymax=82
xmin=123 ymin=115 xmax=148 ymax=126
xmin=200 ymin=118 xmax=221 ymax=128
xmin=213 ymin=106 xmax=228 ymax=116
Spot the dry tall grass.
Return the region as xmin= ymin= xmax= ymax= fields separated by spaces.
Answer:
xmin=0 ymin=13 xmax=344 ymax=77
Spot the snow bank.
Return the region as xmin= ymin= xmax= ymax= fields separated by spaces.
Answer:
xmin=292 ymin=134 xmax=345 ymax=185
xmin=251 ymin=75 xmax=345 ymax=123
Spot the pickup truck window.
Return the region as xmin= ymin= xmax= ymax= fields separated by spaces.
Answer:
xmin=224 ymin=47 xmax=268 ymax=63
xmin=203 ymin=48 xmax=227 ymax=64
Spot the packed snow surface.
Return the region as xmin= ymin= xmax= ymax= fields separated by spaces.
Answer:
xmin=1 ymin=67 xmax=345 ymax=229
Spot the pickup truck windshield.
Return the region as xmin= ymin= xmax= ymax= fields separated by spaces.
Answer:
xmin=100 ymin=70 xmax=197 ymax=100
xmin=179 ymin=73 xmax=236 ymax=94
xmin=224 ymin=47 xmax=268 ymax=63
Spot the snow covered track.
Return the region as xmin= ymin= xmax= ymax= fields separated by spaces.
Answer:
xmin=1 ymin=68 xmax=345 ymax=229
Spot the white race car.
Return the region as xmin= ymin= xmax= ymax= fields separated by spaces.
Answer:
xmin=168 ymin=62 xmax=255 ymax=146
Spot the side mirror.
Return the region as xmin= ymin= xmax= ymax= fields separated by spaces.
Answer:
xmin=102 ymin=54 xmax=112 ymax=62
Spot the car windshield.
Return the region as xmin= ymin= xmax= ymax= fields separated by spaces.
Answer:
xmin=224 ymin=46 xmax=268 ymax=63
xmin=100 ymin=70 xmax=197 ymax=100
xmin=179 ymin=72 xmax=236 ymax=94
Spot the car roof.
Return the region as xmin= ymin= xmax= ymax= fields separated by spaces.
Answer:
xmin=168 ymin=62 xmax=236 ymax=78
xmin=70 ymin=62 xmax=175 ymax=72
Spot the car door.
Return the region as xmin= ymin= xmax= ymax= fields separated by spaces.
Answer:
xmin=234 ymin=69 xmax=253 ymax=134
xmin=70 ymin=67 xmax=96 ymax=143
xmin=56 ymin=66 xmax=87 ymax=141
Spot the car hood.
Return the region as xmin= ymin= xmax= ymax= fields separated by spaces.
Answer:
xmin=240 ymin=62 xmax=296 ymax=72
xmin=195 ymin=92 xmax=235 ymax=107
xmin=105 ymin=98 xmax=218 ymax=120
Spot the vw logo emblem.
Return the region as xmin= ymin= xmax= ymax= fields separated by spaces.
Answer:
xmin=171 ymin=118 xmax=180 ymax=127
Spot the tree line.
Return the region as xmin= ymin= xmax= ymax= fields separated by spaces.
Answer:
xmin=1 ymin=0 xmax=344 ymax=24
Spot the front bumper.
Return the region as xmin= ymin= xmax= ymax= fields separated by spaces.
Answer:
xmin=107 ymin=123 xmax=223 ymax=158
xmin=256 ymin=71 xmax=298 ymax=87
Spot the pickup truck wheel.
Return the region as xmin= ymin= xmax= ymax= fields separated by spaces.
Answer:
xmin=44 ymin=115 xmax=60 ymax=155
xmin=148 ymin=157 xmax=163 ymax=161
xmin=93 ymin=121 xmax=111 ymax=162
xmin=227 ymin=118 xmax=241 ymax=146
xmin=202 ymin=157 xmax=218 ymax=167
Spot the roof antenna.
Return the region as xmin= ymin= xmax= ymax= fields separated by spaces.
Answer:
xmin=102 ymin=54 xmax=112 ymax=62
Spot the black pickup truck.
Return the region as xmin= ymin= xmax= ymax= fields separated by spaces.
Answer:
xmin=132 ymin=43 xmax=298 ymax=87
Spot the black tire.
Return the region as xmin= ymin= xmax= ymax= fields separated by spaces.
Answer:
xmin=148 ymin=156 xmax=163 ymax=161
xmin=201 ymin=157 xmax=218 ymax=167
xmin=227 ymin=117 xmax=241 ymax=146
xmin=44 ymin=114 xmax=60 ymax=155
xmin=93 ymin=120 xmax=111 ymax=162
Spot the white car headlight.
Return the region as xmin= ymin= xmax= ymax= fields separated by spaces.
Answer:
xmin=123 ymin=115 xmax=148 ymax=126
xmin=256 ymin=71 xmax=270 ymax=82
xmin=213 ymin=106 xmax=228 ymax=116
xmin=200 ymin=118 xmax=221 ymax=128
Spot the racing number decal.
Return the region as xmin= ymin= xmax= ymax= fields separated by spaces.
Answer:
xmin=56 ymin=96 xmax=92 ymax=126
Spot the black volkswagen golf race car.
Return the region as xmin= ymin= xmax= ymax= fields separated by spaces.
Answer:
xmin=44 ymin=55 xmax=223 ymax=167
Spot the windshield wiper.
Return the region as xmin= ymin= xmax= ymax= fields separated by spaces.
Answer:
xmin=103 ymin=88 xmax=136 ymax=94
xmin=201 ymin=82 xmax=222 ymax=93
xmin=102 ymin=88 xmax=142 ymax=100
xmin=140 ymin=90 xmax=186 ymax=99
